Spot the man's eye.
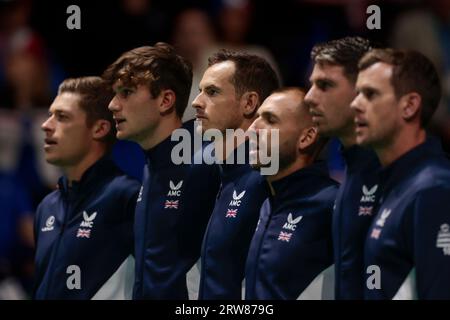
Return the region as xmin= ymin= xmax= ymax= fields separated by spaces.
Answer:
xmin=56 ymin=114 xmax=68 ymax=121
xmin=266 ymin=115 xmax=276 ymax=124
xmin=364 ymin=89 xmax=375 ymax=100
xmin=317 ymin=81 xmax=332 ymax=91
xmin=206 ymin=88 xmax=218 ymax=96
xmin=118 ymin=88 xmax=134 ymax=98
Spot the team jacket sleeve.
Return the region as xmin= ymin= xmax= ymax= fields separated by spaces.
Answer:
xmin=413 ymin=185 xmax=450 ymax=299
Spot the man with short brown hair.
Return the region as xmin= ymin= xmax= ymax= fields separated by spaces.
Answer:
xmin=305 ymin=37 xmax=380 ymax=299
xmin=34 ymin=76 xmax=140 ymax=299
xmin=193 ymin=49 xmax=279 ymax=299
xmin=352 ymin=49 xmax=450 ymax=299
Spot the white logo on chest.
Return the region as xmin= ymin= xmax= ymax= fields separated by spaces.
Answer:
xmin=282 ymin=213 xmax=303 ymax=231
xmin=229 ymin=190 xmax=246 ymax=207
xmin=360 ymin=185 xmax=378 ymax=203
xmin=77 ymin=211 xmax=97 ymax=239
xmin=167 ymin=180 xmax=183 ymax=197
xmin=80 ymin=211 xmax=97 ymax=228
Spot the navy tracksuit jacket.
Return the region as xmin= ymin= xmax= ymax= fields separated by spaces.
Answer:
xmin=133 ymin=121 xmax=220 ymax=299
xmin=34 ymin=157 xmax=140 ymax=299
xmin=199 ymin=142 xmax=269 ymax=299
xmin=333 ymin=145 xmax=381 ymax=299
xmin=245 ymin=162 xmax=339 ymax=299
xmin=364 ymin=137 xmax=450 ymax=299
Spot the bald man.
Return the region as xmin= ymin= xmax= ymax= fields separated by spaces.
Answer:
xmin=245 ymin=87 xmax=338 ymax=299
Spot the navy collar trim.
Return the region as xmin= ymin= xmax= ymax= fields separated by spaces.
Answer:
xmin=341 ymin=144 xmax=378 ymax=171
xmin=57 ymin=155 xmax=116 ymax=194
xmin=379 ymin=136 xmax=444 ymax=191
xmin=270 ymin=161 xmax=329 ymax=198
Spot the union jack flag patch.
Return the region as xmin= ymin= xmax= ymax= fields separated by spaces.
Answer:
xmin=370 ymin=228 xmax=381 ymax=239
xmin=164 ymin=200 xmax=179 ymax=209
xmin=226 ymin=209 xmax=238 ymax=218
xmin=76 ymin=228 xmax=91 ymax=238
xmin=278 ymin=231 xmax=292 ymax=242
xmin=358 ymin=206 xmax=373 ymax=216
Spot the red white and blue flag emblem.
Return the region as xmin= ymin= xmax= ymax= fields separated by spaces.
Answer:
xmin=358 ymin=206 xmax=373 ymax=216
xmin=226 ymin=209 xmax=238 ymax=218
xmin=370 ymin=228 xmax=381 ymax=239
xmin=164 ymin=200 xmax=179 ymax=209
xmin=278 ymin=231 xmax=292 ymax=242
xmin=76 ymin=228 xmax=91 ymax=238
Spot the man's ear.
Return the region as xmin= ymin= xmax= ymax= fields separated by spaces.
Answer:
xmin=240 ymin=91 xmax=260 ymax=118
xmin=401 ymin=92 xmax=421 ymax=121
xmin=92 ymin=119 xmax=111 ymax=140
xmin=159 ymin=89 xmax=177 ymax=115
xmin=298 ymin=126 xmax=318 ymax=152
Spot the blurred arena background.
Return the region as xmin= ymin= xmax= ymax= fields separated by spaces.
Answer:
xmin=1 ymin=0 xmax=450 ymax=299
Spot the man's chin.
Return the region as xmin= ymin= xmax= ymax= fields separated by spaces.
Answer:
xmin=315 ymin=125 xmax=333 ymax=137
xmin=116 ymin=131 xmax=128 ymax=140
xmin=45 ymin=156 xmax=63 ymax=167
xmin=356 ymin=135 xmax=370 ymax=146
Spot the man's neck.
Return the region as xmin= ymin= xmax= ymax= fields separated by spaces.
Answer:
xmin=63 ymin=149 xmax=105 ymax=186
xmin=140 ymin=117 xmax=182 ymax=150
xmin=217 ymin=121 xmax=253 ymax=162
xmin=338 ymin=126 xmax=357 ymax=149
xmin=267 ymin=155 xmax=313 ymax=183
xmin=375 ymin=128 xmax=426 ymax=167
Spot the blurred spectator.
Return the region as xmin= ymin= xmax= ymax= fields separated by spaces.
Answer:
xmin=116 ymin=0 xmax=169 ymax=50
xmin=0 ymin=171 xmax=34 ymax=299
xmin=0 ymin=0 xmax=52 ymax=110
xmin=390 ymin=0 xmax=450 ymax=152
xmin=216 ymin=0 xmax=280 ymax=77
xmin=172 ymin=8 xmax=218 ymax=121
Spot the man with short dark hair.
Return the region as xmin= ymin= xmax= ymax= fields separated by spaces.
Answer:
xmin=304 ymin=37 xmax=381 ymax=299
xmin=34 ymin=76 xmax=140 ymax=299
xmin=193 ymin=49 xmax=279 ymax=299
xmin=245 ymin=87 xmax=338 ymax=300
xmin=104 ymin=42 xmax=219 ymax=299
xmin=352 ymin=48 xmax=450 ymax=299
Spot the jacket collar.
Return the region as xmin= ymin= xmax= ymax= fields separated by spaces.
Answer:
xmin=379 ymin=136 xmax=444 ymax=193
xmin=340 ymin=144 xmax=379 ymax=173
xmin=219 ymin=140 xmax=253 ymax=179
xmin=269 ymin=161 xmax=329 ymax=200
xmin=57 ymin=155 xmax=117 ymax=196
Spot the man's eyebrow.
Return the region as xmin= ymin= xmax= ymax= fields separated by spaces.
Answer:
xmin=49 ymin=108 xmax=71 ymax=116
xmin=260 ymin=110 xmax=279 ymax=121
xmin=199 ymin=84 xmax=221 ymax=92
xmin=356 ymin=83 xmax=378 ymax=94
xmin=114 ymin=85 xmax=134 ymax=93
xmin=313 ymin=77 xmax=335 ymax=84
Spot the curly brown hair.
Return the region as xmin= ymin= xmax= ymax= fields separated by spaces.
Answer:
xmin=102 ymin=42 xmax=193 ymax=118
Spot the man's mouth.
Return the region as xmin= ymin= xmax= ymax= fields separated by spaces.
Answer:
xmin=355 ymin=118 xmax=368 ymax=128
xmin=114 ymin=118 xmax=126 ymax=128
xmin=195 ymin=113 xmax=207 ymax=120
xmin=44 ymin=138 xmax=57 ymax=146
xmin=44 ymin=138 xmax=57 ymax=150
xmin=309 ymin=109 xmax=324 ymax=123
